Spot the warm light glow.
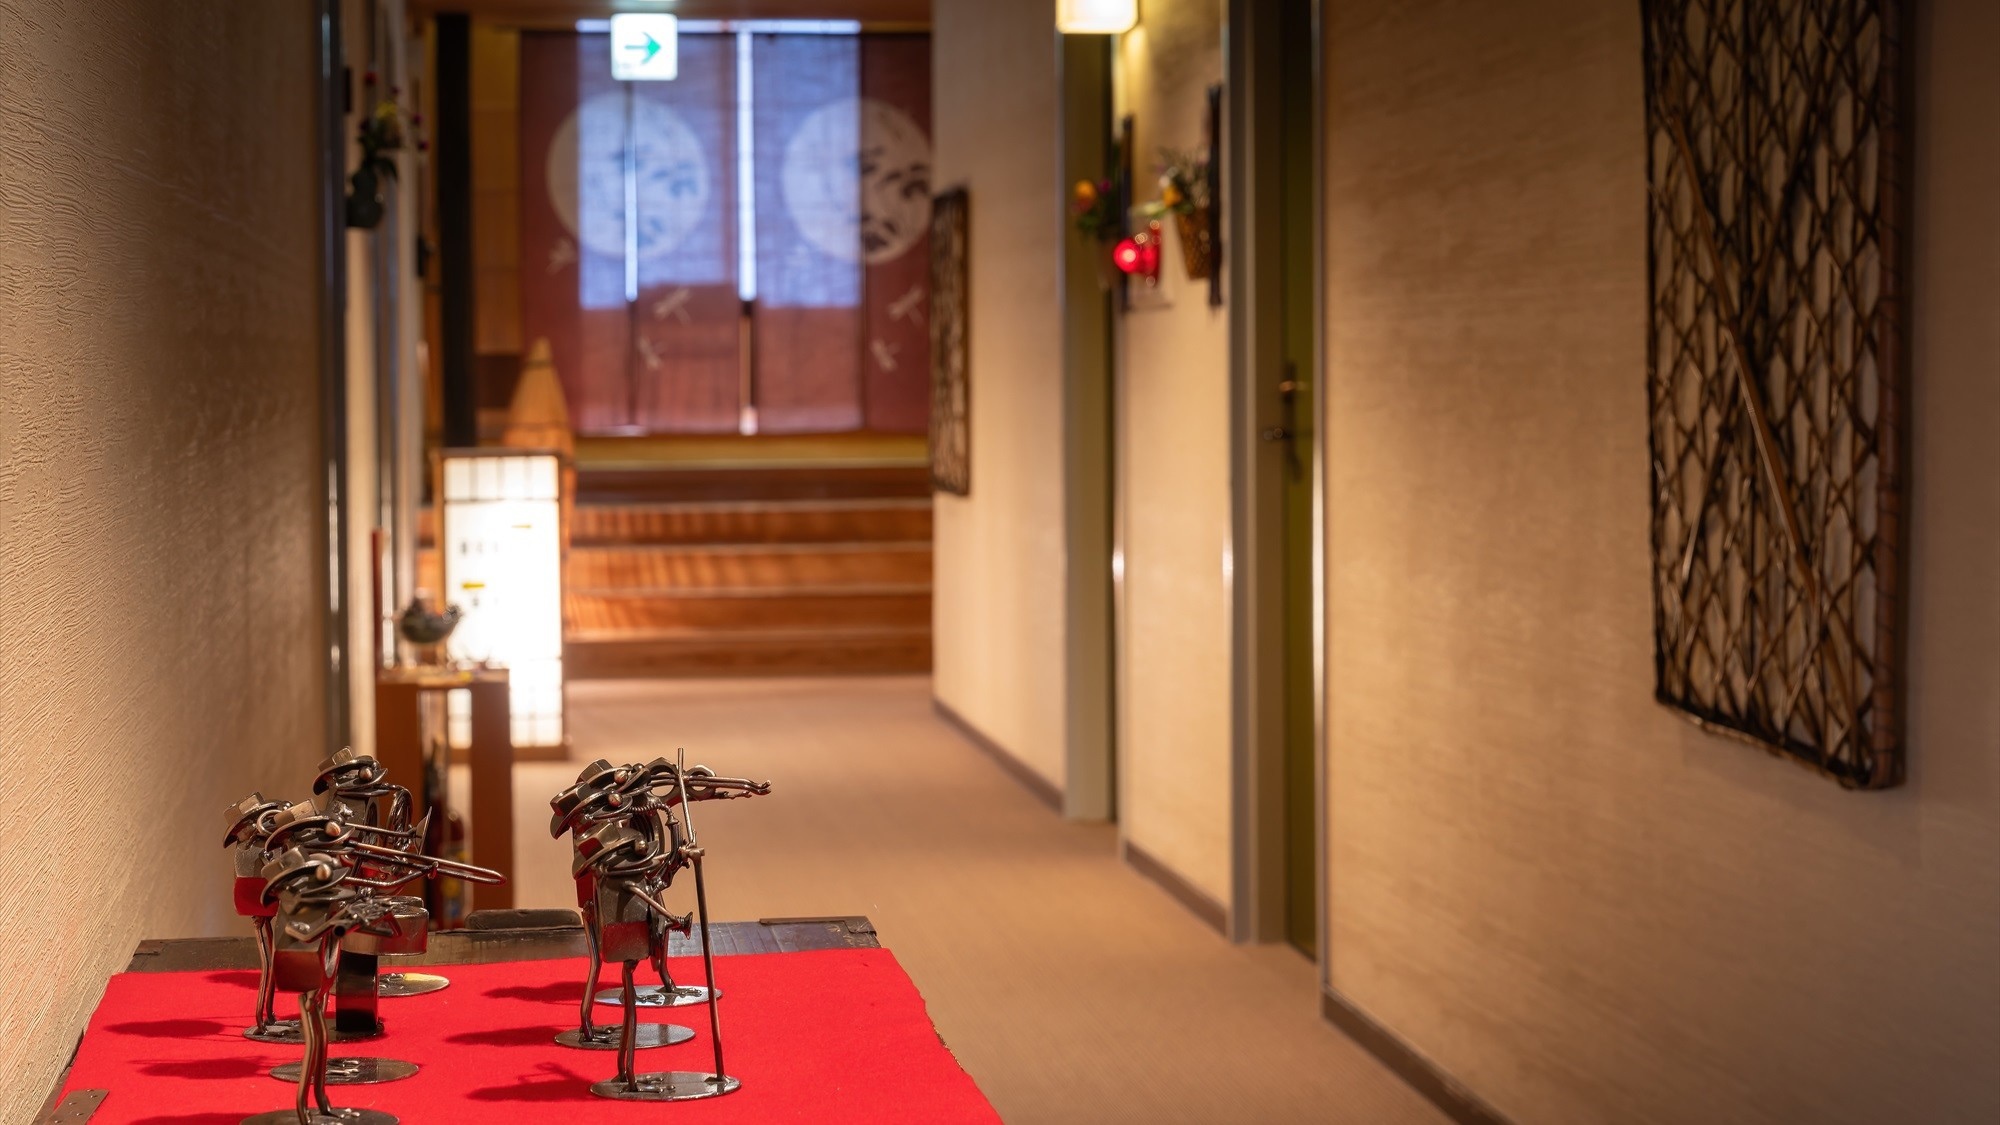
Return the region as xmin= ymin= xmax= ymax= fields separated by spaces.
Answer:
xmin=441 ymin=452 xmax=566 ymax=749
xmin=1113 ymin=237 xmax=1144 ymax=272
xmin=1113 ymin=227 xmax=1161 ymax=281
xmin=1058 ymin=0 xmax=1138 ymax=35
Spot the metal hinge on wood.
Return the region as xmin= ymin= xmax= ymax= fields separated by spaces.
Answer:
xmin=38 ymin=1089 xmax=107 ymax=1124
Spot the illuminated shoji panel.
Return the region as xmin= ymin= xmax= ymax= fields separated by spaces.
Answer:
xmin=440 ymin=450 xmax=565 ymax=750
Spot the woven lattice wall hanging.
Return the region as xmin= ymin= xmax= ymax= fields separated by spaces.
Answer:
xmin=1641 ymin=0 xmax=1908 ymax=788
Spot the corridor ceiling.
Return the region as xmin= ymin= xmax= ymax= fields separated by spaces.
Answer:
xmin=413 ymin=0 xmax=929 ymax=28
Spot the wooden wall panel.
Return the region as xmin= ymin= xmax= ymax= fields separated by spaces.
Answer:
xmin=472 ymin=21 xmax=522 ymax=358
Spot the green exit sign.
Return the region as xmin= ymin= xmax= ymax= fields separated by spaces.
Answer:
xmin=610 ymin=14 xmax=678 ymax=81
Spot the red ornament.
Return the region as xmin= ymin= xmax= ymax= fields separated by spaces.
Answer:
xmin=1112 ymin=237 xmax=1143 ymax=272
xmin=1112 ymin=224 xmax=1162 ymax=282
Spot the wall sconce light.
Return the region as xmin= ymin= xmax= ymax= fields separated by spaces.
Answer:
xmin=1057 ymin=0 xmax=1138 ymax=35
xmin=1113 ymin=220 xmax=1163 ymax=285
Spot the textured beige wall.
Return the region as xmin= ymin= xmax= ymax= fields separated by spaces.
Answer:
xmin=929 ymin=0 xmax=1071 ymax=786
xmin=1115 ymin=0 xmax=1232 ymax=906
xmin=1322 ymin=1 xmax=2000 ymax=1122
xmin=0 ymin=1 xmax=328 ymax=1118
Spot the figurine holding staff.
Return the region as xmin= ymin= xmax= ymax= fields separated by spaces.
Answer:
xmin=589 ymin=749 xmax=759 ymax=1102
xmin=591 ymin=757 xmax=768 ymax=1010
xmin=553 ymin=757 xmax=768 ymax=1055
xmin=553 ymin=760 xmax=699 ymax=1050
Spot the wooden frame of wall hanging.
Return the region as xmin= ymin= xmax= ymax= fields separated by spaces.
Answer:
xmin=929 ymin=187 xmax=971 ymax=497
xmin=1641 ymin=0 xmax=1909 ymax=788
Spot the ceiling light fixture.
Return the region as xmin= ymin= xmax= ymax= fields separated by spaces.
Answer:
xmin=1057 ymin=0 xmax=1138 ymax=35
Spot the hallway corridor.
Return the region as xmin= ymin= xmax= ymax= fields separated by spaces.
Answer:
xmin=4 ymin=0 xmax=1994 ymax=1119
xmin=509 ymin=678 xmax=1443 ymax=1124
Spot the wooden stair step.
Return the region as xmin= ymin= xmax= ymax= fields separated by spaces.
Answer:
xmin=577 ymin=464 xmax=931 ymax=504
xmin=572 ymin=499 xmax=932 ymax=546
xmin=566 ymin=585 xmax=932 ymax=632
xmin=567 ymin=542 xmax=931 ymax=589
xmin=566 ymin=627 xmax=932 ymax=678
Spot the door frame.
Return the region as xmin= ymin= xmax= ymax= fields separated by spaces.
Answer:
xmin=316 ymin=0 xmax=354 ymax=757
xmin=1226 ymin=0 xmax=1326 ymax=954
xmin=1060 ymin=33 xmax=1118 ymax=822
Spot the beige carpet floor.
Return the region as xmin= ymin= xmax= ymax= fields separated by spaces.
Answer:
xmin=500 ymin=676 xmax=1444 ymax=1124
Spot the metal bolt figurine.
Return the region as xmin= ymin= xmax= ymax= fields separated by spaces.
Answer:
xmin=311 ymin=747 xmax=414 ymax=834
xmin=226 ymin=795 xmax=392 ymax=1047
xmin=311 ymin=748 xmax=448 ymax=1001
xmin=596 ymin=759 xmax=770 ymax=1012
xmin=239 ymin=806 xmax=505 ymax=1125
xmin=256 ymin=801 xmax=420 ymax=1097
xmin=224 ymin=794 xmax=300 ymax=1044
xmin=549 ymin=760 xmax=688 ymax=1049
xmin=239 ymin=844 xmax=403 ymax=1125
xmin=550 ymin=757 xmax=770 ymax=1053
xmin=561 ymin=750 xmax=768 ymax=1102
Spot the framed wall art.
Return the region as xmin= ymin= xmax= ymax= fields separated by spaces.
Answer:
xmin=929 ymin=188 xmax=971 ymax=496
xmin=1642 ymin=0 xmax=1908 ymax=788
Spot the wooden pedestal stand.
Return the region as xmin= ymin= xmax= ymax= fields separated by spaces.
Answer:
xmin=373 ymin=667 xmax=515 ymax=914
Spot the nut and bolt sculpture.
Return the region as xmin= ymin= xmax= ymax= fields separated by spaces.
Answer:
xmin=549 ymin=751 xmax=770 ymax=1100
xmin=242 ymin=841 xmax=405 ymax=1125
xmin=311 ymin=748 xmax=449 ymax=1003
xmin=549 ymin=760 xmax=689 ymax=1050
xmin=227 ymin=751 xmax=505 ymax=1125
xmin=225 ymin=794 xmax=300 ymax=1044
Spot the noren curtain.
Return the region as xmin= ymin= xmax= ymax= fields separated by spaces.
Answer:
xmin=519 ymin=31 xmax=931 ymax=437
xmin=749 ymin=33 xmax=932 ymax=433
xmin=521 ymin=32 xmax=740 ymax=435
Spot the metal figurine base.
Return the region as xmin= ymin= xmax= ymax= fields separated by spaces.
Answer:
xmin=556 ymin=1023 xmax=695 ymax=1050
xmin=241 ymin=1020 xmax=303 ymax=1044
xmin=269 ymin=1057 xmax=420 ymax=1085
xmin=241 ymin=1110 xmax=398 ymax=1125
xmin=594 ymin=984 xmax=719 ymax=1008
xmin=589 ymin=1072 xmax=742 ymax=1101
xmin=243 ymin=1022 xmax=383 ymax=1045
xmin=378 ymin=972 xmax=449 ymax=997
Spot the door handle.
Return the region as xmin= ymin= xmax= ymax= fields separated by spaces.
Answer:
xmin=1271 ymin=365 xmax=1303 ymax=478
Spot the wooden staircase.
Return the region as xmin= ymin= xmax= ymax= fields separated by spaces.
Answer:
xmin=564 ymin=465 xmax=934 ymax=678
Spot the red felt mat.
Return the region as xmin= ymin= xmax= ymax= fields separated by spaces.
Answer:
xmin=59 ymin=948 xmax=999 ymax=1124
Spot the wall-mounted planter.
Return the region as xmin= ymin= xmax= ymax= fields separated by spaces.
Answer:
xmin=1173 ymin=207 xmax=1212 ymax=280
